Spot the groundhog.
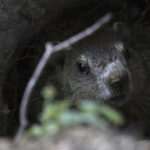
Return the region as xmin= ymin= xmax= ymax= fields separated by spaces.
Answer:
xmin=29 ymin=22 xmax=150 ymax=133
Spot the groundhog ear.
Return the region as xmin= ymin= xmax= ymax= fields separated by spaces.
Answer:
xmin=113 ymin=22 xmax=130 ymax=42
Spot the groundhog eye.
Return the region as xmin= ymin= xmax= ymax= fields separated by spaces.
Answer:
xmin=77 ymin=63 xmax=90 ymax=75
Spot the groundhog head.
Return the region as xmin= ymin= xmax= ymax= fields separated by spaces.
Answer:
xmin=55 ymin=23 xmax=140 ymax=106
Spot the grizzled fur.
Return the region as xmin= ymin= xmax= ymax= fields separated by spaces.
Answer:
xmin=29 ymin=23 xmax=150 ymax=130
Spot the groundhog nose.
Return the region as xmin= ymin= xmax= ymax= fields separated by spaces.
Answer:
xmin=110 ymin=73 xmax=129 ymax=94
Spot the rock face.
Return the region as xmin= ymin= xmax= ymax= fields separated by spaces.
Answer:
xmin=0 ymin=0 xmax=102 ymax=136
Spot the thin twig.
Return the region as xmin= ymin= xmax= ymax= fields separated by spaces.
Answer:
xmin=15 ymin=12 xmax=112 ymax=140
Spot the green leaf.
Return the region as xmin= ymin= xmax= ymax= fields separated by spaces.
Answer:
xmin=43 ymin=122 xmax=59 ymax=135
xmin=80 ymin=112 xmax=109 ymax=128
xmin=41 ymin=101 xmax=70 ymax=122
xmin=26 ymin=125 xmax=43 ymax=138
xmin=79 ymin=101 xmax=100 ymax=114
xmin=41 ymin=85 xmax=55 ymax=102
xmin=98 ymin=105 xmax=124 ymax=125
xmin=58 ymin=111 xmax=84 ymax=127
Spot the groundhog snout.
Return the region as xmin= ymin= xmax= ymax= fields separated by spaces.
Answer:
xmin=109 ymin=72 xmax=129 ymax=96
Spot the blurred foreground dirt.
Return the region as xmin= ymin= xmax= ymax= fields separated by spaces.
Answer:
xmin=0 ymin=127 xmax=150 ymax=150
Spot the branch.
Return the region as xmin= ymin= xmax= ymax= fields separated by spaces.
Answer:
xmin=15 ymin=12 xmax=112 ymax=140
